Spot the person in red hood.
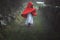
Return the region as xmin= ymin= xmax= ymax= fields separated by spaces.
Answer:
xmin=21 ymin=2 xmax=37 ymax=27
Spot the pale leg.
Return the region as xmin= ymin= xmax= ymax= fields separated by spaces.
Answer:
xmin=25 ymin=13 xmax=33 ymax=26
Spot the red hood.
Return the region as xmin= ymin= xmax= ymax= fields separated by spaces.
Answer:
xmin=21 ymin=2 xmax=37 ymax=18
xmin=26 ymin=1 xmax=33 ymax=8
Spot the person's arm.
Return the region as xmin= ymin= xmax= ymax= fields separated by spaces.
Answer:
xmin=32 ymin=9 xmax=37 ymax=16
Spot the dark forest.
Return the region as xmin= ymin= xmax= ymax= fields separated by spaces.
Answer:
xmin=0 ymin=0 xmax=60 ymax=40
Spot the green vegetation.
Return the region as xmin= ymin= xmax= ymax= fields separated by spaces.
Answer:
xmin=0 ymin=2 xmax=43 ymax=40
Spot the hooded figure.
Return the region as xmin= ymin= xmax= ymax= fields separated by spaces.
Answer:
xmin=21 ymin=2 xmax=37 ymax=26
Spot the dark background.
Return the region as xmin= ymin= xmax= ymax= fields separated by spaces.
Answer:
xmin=0 ymin=0 xmax=60 ymax=40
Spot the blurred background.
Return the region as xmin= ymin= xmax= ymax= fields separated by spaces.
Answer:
xmin=0 ymin=0 xmax=60 ymax=40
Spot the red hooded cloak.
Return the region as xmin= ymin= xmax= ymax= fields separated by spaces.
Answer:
xmin=21 ymin=2 xmax=37 ymax=18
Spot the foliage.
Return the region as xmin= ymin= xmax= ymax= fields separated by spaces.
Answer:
xmin=0 ymin=1 xmax=43 ymax=40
